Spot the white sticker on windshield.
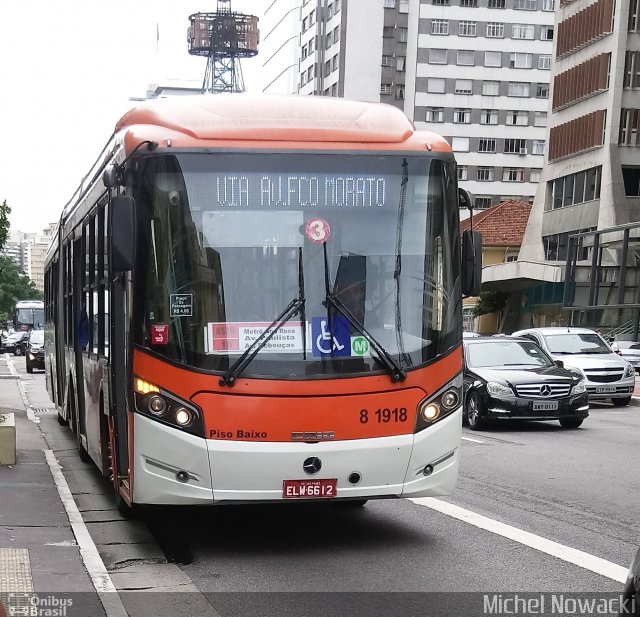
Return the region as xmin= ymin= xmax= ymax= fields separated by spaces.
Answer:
xmin=205 ymin=322 xmax=305 ymax=354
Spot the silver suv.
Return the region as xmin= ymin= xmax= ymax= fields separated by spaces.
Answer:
xmin=511 ymin=327 xmax=635 ymax=406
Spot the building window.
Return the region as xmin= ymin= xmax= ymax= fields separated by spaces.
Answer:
xmin=302 ymin=44 xmax=308 ymax=60
xmin=509 ymin=53 xmax=532 ymax=68
xmin=484 ymin=50 xmax=502 ymax=66
xmin=536 ymin=84 xmax=550 ymax=98
xmin=530 ymin=168 xmax=542 ymax=182
xmin=399 ymin=0 xmax=409 ymax=12
xmin=383 ymin=26 xmax=395 ymax=37
xmin=382 ymin=55 xmax=393 ymax=67
xmin=622 ymin=167 xmax=640 ymax=196
xmin=397 ymin=56 xmax=406 ymax=71
xmin=459 ymin=21 xmax=477 ymax=36
xmin=543 ymin=230 xmax=594 ymax=262
xmin=384 ymin=0 xmax=395 ymax=7
xmin=482 ymin=80 xmax=500 ymax=96
xmin=506 ymin=111 xmax=529 ymax=126
xmin=486 ymin=22 xmax=504 ymax=38
xmin=474 ymin=196 xmax=493 ymax=209
xmin=455 ymin=79 xmax=473 ymax=94
xmin=512 ymin=24 xmax=535 ymax=39
xmin=460 ymin=0 xmax=478 ymax=5
xmin=433 ymin=0 xmax=450 ymax=4
xmin=620 ymin=108 xmax=640 ymax=144
xmin=541 ymin=25 xmax=554 ymax=40
xmin=532 ymin=140 xmax=545 ymax=155
xmin=431 ymin=20 xmax=449 ymax=35
xmin=426 ymin=107 xmax=444 ymax=122
xmin=457 ymin=50 xmax=475 ymax=65
xmin=480 ymin=109 xmax=498 ymax=124
xmin=508 ymin=82 xmax=530 ymax=97
xmin=428 ymin=78 xmax=446 ymax=93
xmin=534 ymin=111 xmax=547 ymax=126
xmin=398 ymin=27 xmax=408 ymax=42
xmin=504 ymin=138 xmax=527 ymax=153
xmin=479 ymin=138 xmax=497 ymax=152
xmin=429 ymin=48 xmax=447 ymax=64
xmin=551 ymin=167 xmax=601 ymax=210
xmin=488 ymin=0 xmax=505 ymax=6
xmin=458 ymin=166 xmax=468 ymax=180
xmin=514 ymin=0 xmax=536 ymax=9
xmin=395 ymin=85 xmax=405 ymax=99
xmin=333 ymin=26 xmax=340 ymax=43
xmin=333 ymin=54 xmax=339 ymax=71
xmin=503 ymin=168 xmax=525 ymax=182
xmin=332 ymin=83 xmax=338 ymax=96
xmin=538 ymin=55 xmax=552 ymax=70
xmin=380 ymin=83 xmax=392 ymax=95
xmin=452 ymin=137 xmax=470 ymax=152
xmin=453 ymin=108 xmax=471 ymax=123
xmin=324 ymin=60 xmax=331 ymax=77
xmin=302 ymin=17 xmax=308 ymax=32
xmin=477 ymin=167 xmax=494 ymax=181
xmin=542 ymin=0 xmax=555 ymax=10
xmin=624 ymin=51 xmax=640 ymax=88
xmin=631 ymin=0 xmax=640 ymax=30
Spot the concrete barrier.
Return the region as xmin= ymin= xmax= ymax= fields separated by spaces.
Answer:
xmin=0 ymin=412 xmax=16 ymax=465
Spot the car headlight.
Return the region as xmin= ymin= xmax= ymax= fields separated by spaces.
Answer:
xmin=572 ymin=379 xmax=586 ymax=394
xmin=624 ymin=364 xmax=635 ymax=378
xmin=486 ymin=381 xmax=513 ymax=397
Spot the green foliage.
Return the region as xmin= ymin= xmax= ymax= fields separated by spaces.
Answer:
xmin=472 ymin=291 xmax=509 ymax=317
xmin=0 ymin=256 xmax=42 ymax=324
xmin=0 ymin=200 xmax=10 ymax=252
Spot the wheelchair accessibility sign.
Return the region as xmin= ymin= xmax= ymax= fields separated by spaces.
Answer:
xmin=312 ymin=317 xmax=351 ymax=357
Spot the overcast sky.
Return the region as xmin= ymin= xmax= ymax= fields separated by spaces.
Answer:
xmin=0 ymin=1 xmax=262 ymax=235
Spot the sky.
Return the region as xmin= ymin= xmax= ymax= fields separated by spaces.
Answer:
xmin=0 ymin=1 xmax=263 ymax=235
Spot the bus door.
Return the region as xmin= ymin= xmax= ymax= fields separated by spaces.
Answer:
xmin=73 ymin=235 xmax=88 ymax=445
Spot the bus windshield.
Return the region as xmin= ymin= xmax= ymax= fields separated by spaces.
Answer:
xmin=132 ymin=152 xmax=461 ymax=378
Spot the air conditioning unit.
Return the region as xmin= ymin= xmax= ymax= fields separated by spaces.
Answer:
xmin=519 ymin=147 xmax=527 ymax=155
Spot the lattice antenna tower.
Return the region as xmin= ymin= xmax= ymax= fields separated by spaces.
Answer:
xmin=187 ymin=0 xmax=259 ymax=93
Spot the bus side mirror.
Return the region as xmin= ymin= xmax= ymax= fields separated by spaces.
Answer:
xmin=110 ymin=196 xmax=136 ymax=272
xmin=461 ymin=230 xmax=482 ymax=297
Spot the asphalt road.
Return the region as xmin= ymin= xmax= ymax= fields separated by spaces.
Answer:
xmin=14 ymin=356 xmax=640 ymax=617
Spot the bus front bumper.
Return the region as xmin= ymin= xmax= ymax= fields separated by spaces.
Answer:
xmin=132 ymin=409 xmax=461 ymax=505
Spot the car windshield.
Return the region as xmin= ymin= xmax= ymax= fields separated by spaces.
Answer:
xmin=465 ymin=340 xmax=553 ymax=369
xmin=29 ymin=330 xmax=44 ymax=345
xmin=544 ymin=333 xmax=610 ymax=355
xmin=131 ymin=152 xmax=462 ymax=379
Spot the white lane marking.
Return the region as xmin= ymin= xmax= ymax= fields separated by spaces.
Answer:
xmin=411 ymin=497 xmax=629 ymax=583
xmin=6 ymin=353 xmax=18 ymax=377
xmin=45 ymin=450 xmax=129 ymax=617
xmin=461 ymin=436 xmax=485 ymax=443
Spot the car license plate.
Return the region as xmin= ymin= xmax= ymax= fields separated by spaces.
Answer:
xmin=283 ymin=479 xmax=337 ymax=499
xmin=533 ymin=401 xmax=559 ymax=411
xmin=595 ymin=386 xmax=616 ymax=393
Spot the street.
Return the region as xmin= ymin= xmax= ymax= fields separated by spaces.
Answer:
xmin=9 ymin=353 xmax=640 ymax=616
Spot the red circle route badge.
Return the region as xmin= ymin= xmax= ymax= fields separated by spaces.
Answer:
xmin=305 ymin=218 xmax=331 ymax=243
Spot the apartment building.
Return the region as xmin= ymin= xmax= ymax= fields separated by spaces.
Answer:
xmin=483 ymin=0 xmax=640 ymax=331
xmin=27 ymin=223 xmax=56 ymax=293
xmin=260 ymin=0 xmax=554 ymax=209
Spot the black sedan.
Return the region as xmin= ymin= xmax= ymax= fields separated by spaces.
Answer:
xmin=25 ymin=329 xmax=45 ymax=373
xmin=463 ymin=337 xmax=590 ymax=430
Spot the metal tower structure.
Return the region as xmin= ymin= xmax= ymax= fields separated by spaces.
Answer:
xmin=187 ymin=0 xmax=259 ymax=94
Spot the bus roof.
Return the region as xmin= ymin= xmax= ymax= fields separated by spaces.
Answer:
xmin=15 ymin=300 xmax=44 ymax=308
xmin=115 ymin=94 xmax=452 ymax=154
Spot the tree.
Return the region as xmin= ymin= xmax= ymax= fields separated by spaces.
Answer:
xmin=0 ymin=200 xmax=9 ymax=252
xmin=472 ymin=291 xmax=508 ymax=318
xmin=0 ymin=256 xmax=42 ymax=325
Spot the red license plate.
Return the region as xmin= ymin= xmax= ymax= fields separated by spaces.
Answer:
xmin=282 ymin=479 xmax=337 ymax=499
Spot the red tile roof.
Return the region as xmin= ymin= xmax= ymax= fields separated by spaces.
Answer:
xmin=459 ymin=199 xmax=532 ymax=247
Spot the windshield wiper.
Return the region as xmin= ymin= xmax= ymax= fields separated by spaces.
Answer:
xmin=219 ymin=248 xmax=306 ymax=387
xmin=322 ymin=244 xmax=406 ymax=383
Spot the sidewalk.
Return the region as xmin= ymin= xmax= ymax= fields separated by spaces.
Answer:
xmin=0 ymin=354 xmax=104 ymax=616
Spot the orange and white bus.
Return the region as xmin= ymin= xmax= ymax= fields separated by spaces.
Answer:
xmin=44 ymin=95 xmax=480 ymax=511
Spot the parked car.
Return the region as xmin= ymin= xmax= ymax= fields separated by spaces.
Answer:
xmin=511 ymin=327 xmax=636 ymax=406
xmin=463 ymin=331 xmax=480 ymax=339
xmin=0 ymin=331 xmax=28 ymax=356
xmin=25 ymin=329 xmax=45 ymax=373
xmin=621 ymin=545 xmax=640 ymax=616
xmin=611 ymin=340 xmax=640 ymax=370
xmin=462 ymin=336 xmax=589 ymax=430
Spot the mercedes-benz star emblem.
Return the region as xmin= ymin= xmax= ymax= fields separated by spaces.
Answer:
xmin=303 ymin=457 xmax=322 ymax=475
xmin=540 ymin=385 xmax=552 ymax=397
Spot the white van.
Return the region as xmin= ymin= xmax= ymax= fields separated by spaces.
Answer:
xmin=511 ymin=327 xmax=635 ymax=406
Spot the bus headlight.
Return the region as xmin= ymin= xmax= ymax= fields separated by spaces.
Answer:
xmin=133 ymin=376 xmax=204 ymax=438
xmin=415 ymin=373 xmax=463 ymax=433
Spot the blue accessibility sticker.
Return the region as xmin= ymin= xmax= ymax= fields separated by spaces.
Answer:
xmin=311 ymin=316 xmax=351 ymax=357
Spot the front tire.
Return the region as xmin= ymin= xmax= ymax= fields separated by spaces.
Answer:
xmin=14 ymin=346 xmax=23 ymax=356
xmin=466 ymin=392 xmax=485 ymax=430
xmin=559 ymin=417 xmax=583 ymax=429
xmin=26 ymin=363 xmax=33 ymax=374
xmin=613 ymin=396 xmax=632 ymax=407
